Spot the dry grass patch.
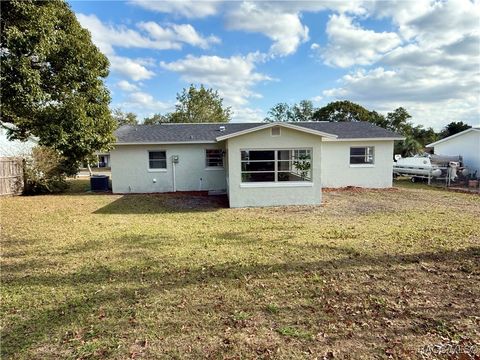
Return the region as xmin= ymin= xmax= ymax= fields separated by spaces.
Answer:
xmin=1 ymin=181 xmax=479 ymax=359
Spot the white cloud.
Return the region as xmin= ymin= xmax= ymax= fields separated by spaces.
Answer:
xmin=110 ymin=56 xmax=155 ymax=81
xmin=117 ymin=80 xmax=140 ymax=92
xmin=371 ymin=0 xmax=480 ymax=47
xmin=137 ymin=22 xmax=220 ymax=49
xmin=225 ymin=2 xmax=309 ymax=57
xmin=160 ymin=53 xmax=272 ymax=122
xmin=160 ymin=53 xmax=272 ymax=106
xmin=317 ymin=0 xmax=480 ymax=128
xmin=322 ymin=67 xmax=480 ymax=129
xmin=271 ymin=1 xmax=368 ymax=15
xmin=77 ymin=13 xmax=221 ymax=83
xmin=130 ymin=0 xmax=219 ymax=18
xmin=319 ymin=14 xmax=401 ymax=68
xmin=223 ymin=1 xmax=374 ymax=57
xmin=77 ymin=13 xmax=220 ymax=53
xmin=233 ymin=107 xmax=265 ymax=123
xmin=122 ymin=91 xmax=172 ymax=113
xmin=77 ymin=13 xmax=180 ymax=54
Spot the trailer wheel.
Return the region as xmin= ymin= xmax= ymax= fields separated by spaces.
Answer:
xmin=411 ymin=176 xmax=417 ymax=183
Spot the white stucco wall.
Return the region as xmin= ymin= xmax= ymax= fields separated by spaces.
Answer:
xmin=432 ymin=130 xmax=480 ymax=175
xmin=110 ymin=143 xmax=226 ymax=193
xmin=226 ymin=127 xmax=323 ymax=208
xmin=320 ymin=140 xmax=394 ymax=188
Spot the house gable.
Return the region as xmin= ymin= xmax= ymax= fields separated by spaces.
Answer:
xmin=216 ymin=122 xmax=338 ymax=142
xmin=427 ymin=127 xmax=480 ymax=147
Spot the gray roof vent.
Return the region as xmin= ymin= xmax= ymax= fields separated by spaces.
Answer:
xmin=219 ymin=125 xmax=226 ymax=132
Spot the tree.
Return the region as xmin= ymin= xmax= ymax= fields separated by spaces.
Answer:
xmin=264 ymin=103 xmax=293 ymax=122
xmin=312 ymin=100 xmax=373 ymax=122
xmin=112 ymin=108 xmax=138 ymax=127
xmin=291 ymin=100 xmax=314 ymax=121
xmin=438 ymin=121 xmax=471 ymax=139
xmin=143 ymin=113 xmax=170 ymax=125
xmin=411 ymin=126 xmax=437 ymax=148
xmin=396 ymin=136 xmax=422 ymax=157
xmin=169 ymin=84 xmax=231 ymax=123
xmin=385 ymin=107 xmax=412 ymax=133
xmin=383 ymin=107 xmax=426 ymax=156
xmin=264 ymin=100 xmax=315 ymax=122
xmin=1 ymin=0 xmax=115 ymax=175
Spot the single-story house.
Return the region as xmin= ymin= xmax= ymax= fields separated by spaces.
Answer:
xmin=111 ymin=122 xmax=403 ymax=207
xmin=427 ymin=126 xmax=480 ymax=176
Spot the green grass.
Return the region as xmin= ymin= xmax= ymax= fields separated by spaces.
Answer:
xmin=1 ymin=181 xmax=479 ymax=359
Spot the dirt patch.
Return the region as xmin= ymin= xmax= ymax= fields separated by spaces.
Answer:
xmin=162 ymin=194 xmax=229 ymax=210
xmin=323 ymin=186 xmax=400 ymax=193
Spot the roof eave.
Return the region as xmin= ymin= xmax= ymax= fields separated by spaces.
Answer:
xmin=115 ymin=140 xmax=217 ymax=145
xmin=323 ymin=136 xmax=406 ymax=142
xmin=216 ymin=122 xmax=338 ymax=141
xmin=427 ymin=128 xmax=478 ymax=147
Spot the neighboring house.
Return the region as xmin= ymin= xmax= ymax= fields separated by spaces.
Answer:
xmin=0 ymin=128 xmax=36 ymax=157
xmin=427 ymin=126 xmax=480 ymax=176
xmin=94 ymin=152 xmax=110 ymax=168
xmin=111 ymin=122 xmax=403 ymax=207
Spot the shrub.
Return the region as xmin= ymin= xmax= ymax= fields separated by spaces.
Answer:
xmin=23 ymin=146 xmax=69 ymax=195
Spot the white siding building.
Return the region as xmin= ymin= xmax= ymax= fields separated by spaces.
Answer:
xmin=111 ymin=122 xmax=403 ymax=207
xmin=427 ymin=127 xmax=480 ymax=176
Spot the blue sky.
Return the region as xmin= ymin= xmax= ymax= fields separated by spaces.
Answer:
xmin=70 ymin=0 xmax=480 ymax=129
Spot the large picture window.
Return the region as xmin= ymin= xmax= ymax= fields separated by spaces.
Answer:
xmin=241 ymin=149 xmax=312 ymax=182
xmin=350 ymin=146 xmax=374 ymax=165
xmin=149 ymin=151 xmax=167 ymax=169
xmin=205 ymin=149 xmax=224 ymax=168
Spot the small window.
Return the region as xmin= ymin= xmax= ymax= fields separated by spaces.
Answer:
xmin=271 ymin=126 xmax=281 ymax=136
xmin=350 ymin=146 xmax=374 ymax=165
xmin=149 ymin=151 xmax=166 ymax=169
xmin=206 ymin=149 xmax=224 ymax=167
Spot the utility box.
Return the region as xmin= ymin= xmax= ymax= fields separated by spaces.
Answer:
xmin=90 ymin=175 xmax=109 ymax=192
xmin=172 ymin=155 xmax=179 ymax=164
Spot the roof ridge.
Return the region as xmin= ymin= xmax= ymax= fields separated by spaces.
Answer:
xmin=136 ymin=122 xmax=256 ymax=126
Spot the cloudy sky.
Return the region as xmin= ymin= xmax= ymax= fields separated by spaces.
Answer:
xmin=71 ymin=0 xmax=480 ymax=129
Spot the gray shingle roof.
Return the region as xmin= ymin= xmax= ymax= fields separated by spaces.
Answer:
xmin=115 ymin=121 xmax=403 ymax=144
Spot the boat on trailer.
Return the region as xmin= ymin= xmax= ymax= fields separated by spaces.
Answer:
xmin=393 ymin=154 xmax=468 ymax=184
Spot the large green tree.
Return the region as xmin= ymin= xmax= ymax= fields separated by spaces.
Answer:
xmin=264 ymin=103 xmax=292 ymax=122
xmin=312 ymin=100 xmax=372 ymax=122
xmin=1 ymin=0 xmax=115 ymax=174
xmin=291 ymin=100 xmax=314 ymax=121
xmin=264 ymin=100 xmax=315 ymax=122
xmin=312 ymin=100 xmax=389 ymax=128
xmin=169 ymin=85 xmax=231 ymax=123
xmin=383 ymin=108 xmax=421 ymax=156
xmin=113 ymin=108 xmax=138 ymax=127
xmin=438 ymin=121 xmax=471 ymax=139
xmin=143 ymin=113 xmax=170 ymax=125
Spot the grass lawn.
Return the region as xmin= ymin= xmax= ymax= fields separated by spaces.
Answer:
xmin=1 ymin=180 xmax=479 ymax=359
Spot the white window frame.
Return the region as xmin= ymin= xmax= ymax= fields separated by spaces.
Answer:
xmin=205 ymin=149 xmax=224 ymax=169
xmin=148 ymin=150 xmax=167 ymax=172
xmin=349 ymin=146 xmax=375 ymax=167
xmin=240 ymin=148 xmax=313 ymax=184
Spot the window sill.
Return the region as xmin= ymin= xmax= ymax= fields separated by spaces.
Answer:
xmin=148 ymin=169 xmax=167 ymax=173
xmin=240 ymin=182 xmax=313 ymax=188
xmin=205 ymin=167 xmax=225 ymax=171
xmin=349 ymin=164 xmax=375 ymax=168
